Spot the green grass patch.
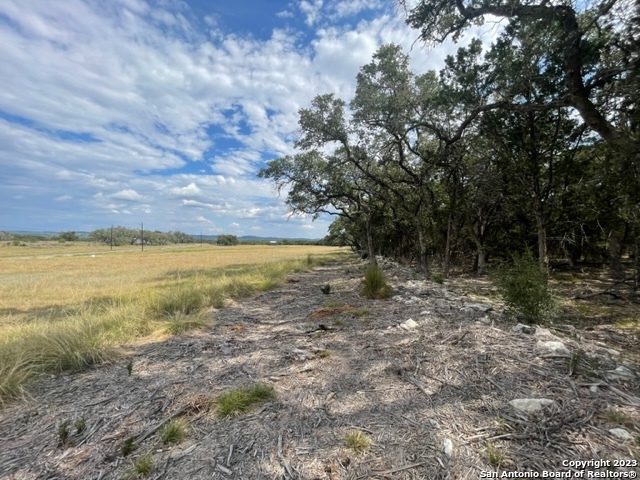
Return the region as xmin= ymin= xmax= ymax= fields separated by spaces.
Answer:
xmin=347 ymin=306 xmax=370 ymax=317
xmin=216 ymin=383 xmax=276 ymax=417
xmin=344 ymin=430 xmax=371 ymax=453
xmin=159 ymin=417 xmax=188 ymax=444
xmin=605 ymin=409 xmax=637 ymax=429
xmin=130 ymin=453 xmax=153 ymax=477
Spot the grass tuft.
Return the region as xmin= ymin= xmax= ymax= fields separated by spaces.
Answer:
xmin=216 ymin=383 xmax=276 ymax=417
xmin=58 ymin=420 xmax=71 ymax=446
xmin=130 ymin=453 xmax=153 ymax=477
xmin=484 ymin=442 xmax=506 ymax=467
xmin=344 ymin=430 xmax=371 ymax=453
xmin=361 ymin=263 xmax=391 ymax=299
xmin=122 ymin=436 xmax=136 ymax=457
xmin=605 ymin=408 xmax=637 ymax=429
xmin=159 ymin=417 xmax=188 ymax=444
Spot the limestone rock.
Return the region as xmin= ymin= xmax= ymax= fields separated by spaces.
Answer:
xmin=443 ymin=438 xmax=453 ymax=457
xmin=537 ymin=340 xmax=570 ymax=355
xmin=512 ymin=323 xmax=535 ymax=334
xmin=606 ymin=365 xmax=636 ymax=382
xmin=509 ymin=398 xmax=557 ymax=413
xmin=609 ymin=428 xmax=633 ymax=441
xmin=400 ymin=318 xmax=419 ymax=330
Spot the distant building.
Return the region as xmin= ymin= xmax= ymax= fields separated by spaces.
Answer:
xmin=269 ymin=240 xmax=277 ymax=245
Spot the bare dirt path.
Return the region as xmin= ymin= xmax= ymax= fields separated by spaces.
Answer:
xmin=1 ymin=258 xmax=638 ymax=479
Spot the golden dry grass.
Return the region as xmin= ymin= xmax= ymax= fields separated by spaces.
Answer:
xmin=0 ymin=243 xmax=343 ymax=403
xmin=0 ymin=244 xmax=338 ymax=325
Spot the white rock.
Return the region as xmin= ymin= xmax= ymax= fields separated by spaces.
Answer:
xmin=509 ymin=398 xmax=557 ymax=413
xmin=590 ymin=385 xmax=599 ymax=393
xmin=609 ymin=428 xmax=633 ymax=441
xmin=477 ymin=316 xmax=491 ymax=325
xmin=606 ymin=365 xmax=636 ymax=382
xmin=443 ymin=438 xmax=453 ymax=457
xmin=537 ymin=340 xmax=570 ymax=355
xmin=420 ymin=310 xmax=430 ymax=315
xmin=401 ymin=318 xmax=419 ymax=330
xmin=534 ymin=327 xmax=552 ymax=337
xmin=512 ymin=323 xmax=534 ymax=333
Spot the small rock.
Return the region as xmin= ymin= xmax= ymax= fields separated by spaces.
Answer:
xmin=443 ymin=438 xmax=453 ymax=457
xmin=427 ymin=419 xmax=440 ymax=428
xmin=477 ymin=316 xmax=491 ymax=325
xmin=512 ymin=323 xmax=535 ymax=334
xmin=534 ymin=327 xmax=561 ymax=341
xmin=534 ymin=327 xmax=552 ymax=336
xmin=404 ymin=296 xmax=422 ymax=305
xmin=537 ymin=340 xmax=570 ymax=355
xmin=590 ymin=385 xmax=599 ymax=393
xmin=400 ymin=319 xmax=419 ymax=330
xmin=609 ymin=428 xmax=633 ymax=441
xmin=433 ymin=299 xmax=450 ymax=311
xmin=509 ymin=398 xmax=557 ymax=413
xmin=464 ymin=302 xmax=493 ymax=313
xmin=420 ymin=310 xmax=430 ymax=315
xmin=606 ymin=365 xmax=636 ymax=382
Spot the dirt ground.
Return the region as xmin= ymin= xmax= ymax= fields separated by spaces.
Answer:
xmin=1 ymin=257 xmax=639 ymax=480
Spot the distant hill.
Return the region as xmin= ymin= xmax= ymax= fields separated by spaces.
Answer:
xmin=3 ymin=231 xmax=319 ymax=242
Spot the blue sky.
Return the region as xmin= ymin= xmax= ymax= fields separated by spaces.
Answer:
xmin=0 ymin=0 xmax=476 ymax=238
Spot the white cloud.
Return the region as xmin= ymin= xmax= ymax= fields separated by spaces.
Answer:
xmin=110 ymin=189 xmax=144 ymax=201
xmin=170 ymin=182 xmax=202 ymax=197
xmin=0 ymin=0 xmax=482 ymax=237
xmin=300 ymin=0 xmax=324 ymax=26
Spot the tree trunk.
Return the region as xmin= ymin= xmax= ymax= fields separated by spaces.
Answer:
xmin=366 ymin=212 xmax=376 ymax=264
xmin=534 ymin=210 xmax=548 ymax=271
xmin=417 ymin=226 xmax=428 ymax=275
xmin=444 ymin=212 xmax=453 ymax=279
xmin=608 ymin=228 xmax=624 ymax=279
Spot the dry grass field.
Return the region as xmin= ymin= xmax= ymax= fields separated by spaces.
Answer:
xmin=0 ymin=243 xmax=343 ymax=403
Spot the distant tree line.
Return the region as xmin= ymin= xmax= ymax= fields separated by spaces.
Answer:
xmin=261 ymin=0 xmax=639 ymax=281
xmin=88 ymin=226 xmax=196 ymax=246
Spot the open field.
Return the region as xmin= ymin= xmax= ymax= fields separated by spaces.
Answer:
xmin=0 ymin=244 xmax=343 ymax=402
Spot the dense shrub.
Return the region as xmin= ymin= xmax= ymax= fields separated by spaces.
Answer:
xmin=492 ymin=251 xmax=556 ymax=324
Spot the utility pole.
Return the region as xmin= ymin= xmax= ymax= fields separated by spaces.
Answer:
xmin=141 ymin=222 xmax=144 ymax=252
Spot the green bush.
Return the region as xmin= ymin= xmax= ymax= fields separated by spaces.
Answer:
xmin=361 ymin=263 xmax=391 ymax=299
xmin=216 ymin=234 xmax=239 ymax=246
xmin=492 ymin=251 xmax=556 ymax=324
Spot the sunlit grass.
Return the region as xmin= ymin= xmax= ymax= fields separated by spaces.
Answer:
xmin=0 ymin=245 xmax=345 ymax=404
xmin=216 ymin=383 xmax=276 ymax=417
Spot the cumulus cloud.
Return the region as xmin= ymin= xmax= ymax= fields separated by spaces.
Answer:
xmin=0 ymin=0 xmax=480 ymax=237
xmin=110 ymin=189 xmax=144 ymax=201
